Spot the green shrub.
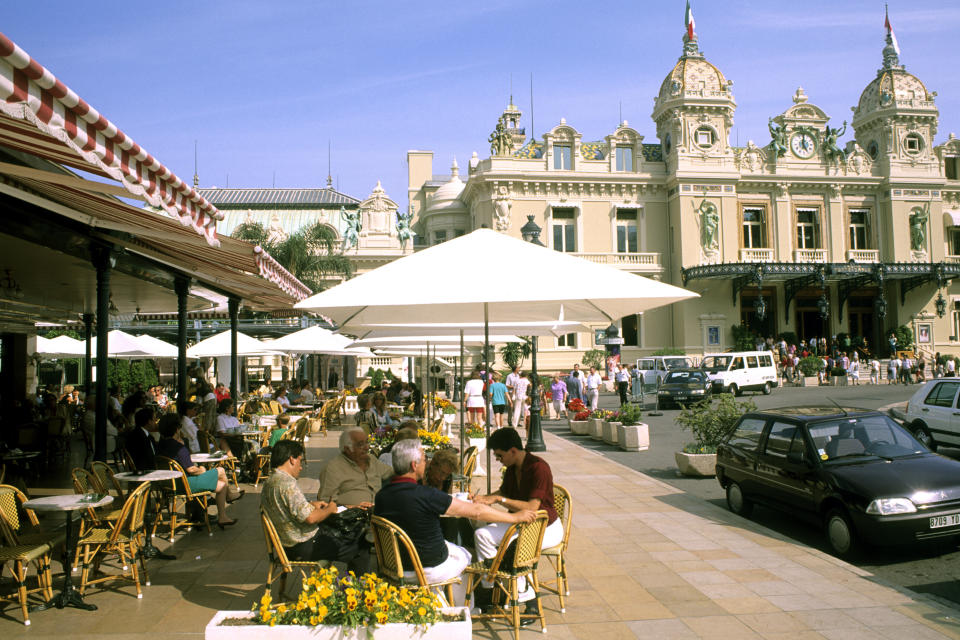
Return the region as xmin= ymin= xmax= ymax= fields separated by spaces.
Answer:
xmin=650 ymin=347 xmax=686 ymax=356
xmin=618 ymin=402 xmax=643 ymax=426
xmin=797 ymin=356 xmax=823 ymax=377
xmin=893 ymin=325 xmax=914 ymax=351
xmin=730 ymin=324 xmax=755 ymax=351
xmin=581 ymin=349 xmax=605 ymax=370
xmin=676 ymin=393 xmax=756 ymax=454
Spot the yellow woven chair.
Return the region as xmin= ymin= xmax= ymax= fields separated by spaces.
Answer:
xmin=451 ymin=446 xmax=478 ymax=493
xmin=268 ymin=400 xmax=282 ymax=416
xmin=464 ymin=511 xmax=549 ymax=640
xmin=71 ymin=467 xmax=122 ymax=533
xmin=260 ymin=510 xmax=328 ymax=600
xmin=370 ymin=515 xmax=459 ymax=606
xmin=120 ymin=448 xmax=138 ymax=473
xmin=539 ymin=484 xmax=572 ymax=612
xmin=91 ymin=461 xmax=128 ymax=504
xmin=318 ymin=398 xmax=340 ymax=433
xmin=154 ymin=456 xmax=214 ymax=541
xmin=0 ymin=486 xmax=58 ymax=626
xmin=77 ymin=481 xmax=151 ymax=599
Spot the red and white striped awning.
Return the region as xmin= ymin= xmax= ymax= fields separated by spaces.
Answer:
xmin=254 ymin=246 xmax=313 ymax=300
xmin=0 ymin=32 xmax=222 ymax=246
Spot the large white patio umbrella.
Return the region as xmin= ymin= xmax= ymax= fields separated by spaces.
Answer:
xmin=90 ymin=330 xmax=154 ymax=358
xmin=295 ymin=229 xmax=698 ymax=327
xmin=187 ymin=330 xmax=282 ymax=358
xmin=134 ymin=334 xmax=178 ymax=358
xmin=34 ymin=334 xmax=86 ymax=358
xmin=352 ymin=321 xmax=591 ymax=339
xmin=268 ymin=325 xmax=373 ymax=356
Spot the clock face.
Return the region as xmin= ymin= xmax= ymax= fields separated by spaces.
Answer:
xmin=791 ymin=132 xmax=816 ymax=158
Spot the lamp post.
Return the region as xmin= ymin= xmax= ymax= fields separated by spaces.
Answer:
xmin=520 ymin=215 xmax=547 ymax=452
xmin=936 ymin=291 xmax=947 ymax=318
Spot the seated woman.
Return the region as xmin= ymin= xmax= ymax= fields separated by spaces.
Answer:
xmin=179 ymin=401 xmax=202 ymax=453
xmin=275 ymin=387 xmax=291 ymax=409
xmin=156 ymin=414 xmax=241 ymax=527
xmin=370 ymin=392 xmax=399 ymax=430
xmin=353 ymin=394 xmax=377 ymax=434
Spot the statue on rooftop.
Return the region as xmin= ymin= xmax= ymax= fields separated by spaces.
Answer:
xmin=823 ymin=121 xmax=848 ymax=164
xmin=342 ymin=206 xmax=361 ymax=250
xmin=910 ymin=205 xmax=928 ymax=251
xmin=768 ymin=118 xmax=787 ymax=158
xmin=489 ymin=115 xmax=513 ymax=157
xmin=395 ymin=210 xmax=415 ymax=250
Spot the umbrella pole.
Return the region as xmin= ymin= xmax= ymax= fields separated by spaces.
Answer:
xmin=459 ymin=329 xmax=464 ymax=460
xmin=484 ymin=302 xmax=491 ymax=494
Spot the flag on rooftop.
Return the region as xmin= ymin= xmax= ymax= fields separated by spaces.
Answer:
xmin=685 ymin=1 xmax=695 ymax=40
xmin=885 ymin=5 xmax=900 ymax=55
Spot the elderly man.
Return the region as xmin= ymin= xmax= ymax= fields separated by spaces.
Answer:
xmin=472 ymin=427 xmax=564 ymax=616
xmin=584 ymin=366 xmax=602 ymax=411
xmin=260 ymin=440 xmax=342 ymax=564
xmin=374 ymin=439 xmax=536 ymax=606
xmin=318 ymin=426 xmax=393 ymax=507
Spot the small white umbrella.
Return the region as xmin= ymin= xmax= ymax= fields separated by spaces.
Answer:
xmin=91 ymin=330 xmax=154 ymax=358
xmin=268 ymin=325 xmax=372 ymax=356
xmin=134 ymin=334 xmax=179 ymax=358
xmin=187 ymin=330 xmax=282 ymax=358
xmin=34 ymin=334 xmax=86 ymax=358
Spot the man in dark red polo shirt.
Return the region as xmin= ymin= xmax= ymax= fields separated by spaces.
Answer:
xmin=472 ymin=428 xmax=563 ymax=614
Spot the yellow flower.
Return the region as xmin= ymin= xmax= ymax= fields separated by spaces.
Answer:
xmin=376 ymin=611 xmax=387 ymax=624
xmin=346 ymin=595 xmax=358 ymax=611
xmin=316 ymin=604 xmax=327 ymax=619
xmin=318 ymin=585 xmax=333 ymax=599
xmin=276 ymin=604 xmax=287 ymax=615
xmin=260 ymin=593 xmax=272 ymax=606
xmin=418 ymin=606 xmax=427 ymax=616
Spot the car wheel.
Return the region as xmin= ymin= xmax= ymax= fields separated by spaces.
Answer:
xmin=911 ymin=422 xmax=937 ymax=452
xmin=725 ymin=482 xmax=753 ymax=517
xmin=762 ymin=382 xmax=772 ymax=395
xmin=729 ymin=384 xmax=740 ymax=397
xmin=824 ymin=507 xmax=859 ymax=558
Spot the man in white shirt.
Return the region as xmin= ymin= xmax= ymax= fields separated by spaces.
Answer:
xmin=615 ymin=364 xmax=630 ymax=406
xmin=511 ymin=372 xmax=530 ymax=430
xmin=948 ymin=357 xmax=957 ymax=377
xmin=585 ymin=366 xmax=602 ymax=411
xmin=298 ymin=382 xmax=315 ymax=405
xmin=504 ymin=366 xmax=520 ymax=427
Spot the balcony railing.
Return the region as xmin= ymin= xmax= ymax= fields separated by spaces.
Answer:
xmin=947 ymin=255 xmax=960 ymax=264
xmin=846 ymin=249 xmax=879 ymax=263
xmin=793 ymin=249 xmax=828 ymax=263
xmin=572 ymin=252 xmax=662 ymax=272
xmin=739 ymin=248 xmax=774 ymax=262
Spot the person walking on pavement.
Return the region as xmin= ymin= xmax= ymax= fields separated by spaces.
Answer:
xmin=550 ymin=375 xmax=568 ymax=419
xmin=510 ymin=371 xmax=530 ymax=430
xmin=615 ymin=364 xmax=630 ymax=406
xmin=565 ymin=370 xmax=583 ymax=406
xmin=629 ymin=364 xmax=642 ymax=403
xmin=585 ymin=366 xmax=602 ymax=412
xmin=505 ymin=365 xmax=520 ymax=427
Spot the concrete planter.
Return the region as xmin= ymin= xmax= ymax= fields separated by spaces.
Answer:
xmin=205 ymin=608 xmax=471 ymax=640
xmin=674 ymin=451 xmax=717 ymax=477
xmin=602 ymin=421 xmax=621 ymax=445
xmin=618 ymin=423 xmax=649 ymax=451
xmin=832 ymin=375 xmax=849 ymax=386
xmin=569 ymin=420 xmax=589 ymax=435
xmin=468 ymin=437 xmax=487 ymax=476
xmin=589 ymin=417 xmax=604 ymax=440
xmin=800 ymin=376 xmax=819 ymax=387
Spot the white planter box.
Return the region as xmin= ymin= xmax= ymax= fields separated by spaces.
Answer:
xmin=569 ymin=420 xmax=588 ymax=435
xmin=618 ymin=423 xmax=649 ymax=451
xmin=674 ymin=451 xmax=717 ymax=477
xmin=800 ymin=376 xmax=819 ymax=387
xmin=206 ymin=608 xmax=471 ymax=640
xmin=589 ymin=418 xmax=604 ymax=440
xmin=602 ymin=421 xmax=621 ymax=445
xmin=468 ymin=437 xmax=487 ymax=476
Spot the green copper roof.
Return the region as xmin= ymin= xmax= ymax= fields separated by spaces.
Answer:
xmin=197 ymin=188 xmax=360 ymax=209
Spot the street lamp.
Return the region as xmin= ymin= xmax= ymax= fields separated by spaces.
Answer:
xmin=521 ymin=216 xmax=546 ymax=452
xmin=754 ymin=295 xmax=767 ymax=322
xmin=936 ymin=291 xmax=947 ymax=318
xmin=817 ymin=294 xmax=830 ymax=319
xmin=874 ymin=295 xmax=887 ymax=320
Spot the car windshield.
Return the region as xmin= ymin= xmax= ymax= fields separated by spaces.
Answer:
xmin=664 ymin=371 xmax=706 ymax=383
xmin=807 ymin=415 xmax=927 ymax=461
xmin=700 ymin=356 xmax=730 ymax=372
xmin=664 ymin=357 xmax=693 ymax=370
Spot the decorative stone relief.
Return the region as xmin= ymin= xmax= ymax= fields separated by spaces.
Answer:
xmin=494 ymin=186 xmax=511 ymax=231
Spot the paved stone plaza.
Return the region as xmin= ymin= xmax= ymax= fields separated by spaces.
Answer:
xmin=4 ymin=422 xmax=960 ymax=639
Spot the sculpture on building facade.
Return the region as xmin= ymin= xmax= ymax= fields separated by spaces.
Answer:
xmin=767 ymin=118 xmax=787 ymax=158
xmin=341 ymin=206 xmax=361 ymax=249
xmin=698 ymin=199 xmax=719 ymax=250
xmin=910 ymin=205 xmax=928 ymax=251
xmin=489 ymin=115 xmax=512 ymax=156
xmin=823 ymin=121 xmax=848 ymax=164
xmin=494 ymin=185 xmax=512 ymax=231
xmin=395 ymin=210 xmax=415 ymax=250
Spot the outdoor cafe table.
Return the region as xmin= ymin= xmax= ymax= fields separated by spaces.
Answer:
xmin=1 ymin=449 xmax=41 ymax=480
xmin=23 ymin=493 xmax=114 ymax=612
xmin=286 ymin=404 xmax=313 ymax=411
xmin=192 ymin=453 xmax=229 ymax=466
xmin=114 ymin=470 xmax=180 ymax=560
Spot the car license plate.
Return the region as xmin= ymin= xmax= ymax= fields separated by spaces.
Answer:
xmin=929 ymin=513 xmax=960 ymax=529
xmin=675 ymin=396 xmax=687 ymax=401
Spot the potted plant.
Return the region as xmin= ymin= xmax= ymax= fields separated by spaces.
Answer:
xmin=831 ymin=366 xmax=848 ymax=386
xmin=674 ymin=394 xmax=756 ymax=477
xmin=602 ymin=410 xmax=621 ymax=445
xmin=616 ymin=403 xmax=648 ymax=451
xmin=567 ymin=398 xmax=589 ymax=435
xmin=797 ymin=356 xmax=823 ymax=387
xmin=206 ymin=566 xmax=470 ymax=639
xmin=588 ymin=409 xmax=606 ymax=440
xmin=464 ymin=423 xmax=487 ymax=476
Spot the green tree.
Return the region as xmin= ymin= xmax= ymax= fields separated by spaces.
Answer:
xmin=232 ymin=220 xmax=353 ymax=293
xmin=893 ymin=325 xmax=914 ymax=351
xmin=499 ymin=340 xmax=531 ymax=371
xmin=581 ymin=349 xmax=605 ymax=370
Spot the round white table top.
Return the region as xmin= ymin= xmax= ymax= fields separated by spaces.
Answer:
xmin=192 ymin=453 xmax=228 ymax=463
xmin=2 ymin=450 xmax=42 ymax=461
xmin=114 ymin=469 xmax=181 ymax=483
xmin=24 ymin=494 xmax=114 ymax=512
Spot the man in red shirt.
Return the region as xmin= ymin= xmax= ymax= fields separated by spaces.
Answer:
xmin=472 ymin=428 xmax=564 ymax=617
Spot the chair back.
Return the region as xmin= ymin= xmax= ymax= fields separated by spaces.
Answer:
xmin=292 ymin=418 xmax=310 ymax=443
xmin=485 ymin=511 xmax=549 ymax=577
xmin=127 ymin=481 xmax=151 ymax=534
xmin=268 ymin=400 xmax=282 ymax=416
xmin=121 ymin=448 xmax=138 ymax=473
xmin=91 ymin=461 xmax=125 ymax=501
xmin=156 ymin=455 xmax=199 ymax=498
xmin=260 ymin=509 xmax=292 ymax=570
xmin=0 ymin=484 xmax=39 ymax=538
xmin=370 ymin=515 xmax=428 ymax=587
xmin=552 ymin=484 xmax=572 ymax=548
xmin=72 ymin=467 xmax=102 ymax=494
xmin=429 ymin=416 xmax=443 ymax=433
xmin=197 ymin=431 xmax=212 ymax=453
xmin=46 ymin=417 xmax=67 ymax=438
xmin=461 ymin=446 xmax=478 ymax=479
xmin=105 ymin=481 xmax=143 ymax=544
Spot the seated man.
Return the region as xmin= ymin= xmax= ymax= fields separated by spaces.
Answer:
xmin=260 ymin=440 xmax=342 ymax=563
xmin=125 ymin=407 xmax=159 ymax=471
xmin=472 ymin=427 xmax=564 ymax=616
xmin=374 ymin=439 xmax=536 ymax=606
xmin=318 ymin=427 xmax=393 ymax=508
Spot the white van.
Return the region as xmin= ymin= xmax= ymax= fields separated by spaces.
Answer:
xmin=636 ymin=355 xmax=695 ymax=388
xmin=699 ymin=351 xmax=778 ymax=396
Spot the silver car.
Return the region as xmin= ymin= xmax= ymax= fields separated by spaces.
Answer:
xmin=903 ymin=379 xmax=960 ymax=451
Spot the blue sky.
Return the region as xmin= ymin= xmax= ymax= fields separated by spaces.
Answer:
xmin=6 ymin=1 xmax=960 ymax=209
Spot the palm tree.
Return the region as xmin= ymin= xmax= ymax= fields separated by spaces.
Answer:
xmin=232 ymin=221 xmax=353 ymax=293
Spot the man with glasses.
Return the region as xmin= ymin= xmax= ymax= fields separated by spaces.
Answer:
xmin=375 ymin=439 xmax=536 ymax=606
xmin=471 ymin=428 xmax=564 ymax=619
xmin=260 ymin=439 xmax=341 ymax=563
xmin=317 ymin=427 xmax=393 ymax=508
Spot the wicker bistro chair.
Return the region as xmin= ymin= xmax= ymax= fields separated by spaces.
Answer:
xmin=451 ymin=446 xmax=478 ymax=493
xmin=91 ymin=461 xmax=128 ymax=505
xmin=370 ymin=514 xmax=460 ymax=607
xmin=538 ymin=484 xmax=572 ymax=612
xmin=260 ymin=509 xmax=329 ymax=600
xmin=71 ymin=467 xmax=122 ymax=532
xmin=0 ymin=487 xmax=58 ymax=626
xmin=317 ymin=398 xmax=339 ymax=434
xmin=268 ymin=400 xmax=283 ymax=416
xmin=77 ymin=481 xmax=151 ymax=599
xmin=464 ymin=511 xmax=550 ymax=640
xmin=154 ymin=456 xmax=214 ymax=541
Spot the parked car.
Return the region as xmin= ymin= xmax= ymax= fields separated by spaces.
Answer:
xmin=902 ymin=379 xmax=960 ymax=451
xmin=716 ymin=406 xmax=960 ymax=558
xmin=656 ymin=369 xmax=712 ymax=408
xmin=635 ymin=355 xmax=694 ymax=388
xmin=700 ymin=351 xmax=778 ymax=396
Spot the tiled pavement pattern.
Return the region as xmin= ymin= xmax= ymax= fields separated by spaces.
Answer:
xmin=3 ymin=428 xmax=960 ymax=639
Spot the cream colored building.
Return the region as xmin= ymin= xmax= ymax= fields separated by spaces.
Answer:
xmin=408 ymin=25 xmax=960 ymax=369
